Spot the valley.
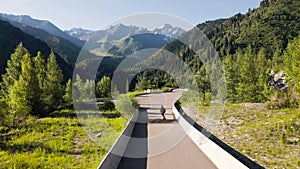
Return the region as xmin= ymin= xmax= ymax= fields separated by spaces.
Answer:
xmin=0 ymin=0 xmax=299 ymax=168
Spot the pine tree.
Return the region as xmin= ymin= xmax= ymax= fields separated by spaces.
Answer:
xmin=236 ymin=46 xmax=257 ymax=102
xmin=63 ymin=79 xmax=73 ymax=108
xmin=256 ymin=48 xmax=271 ymax=102
xmin=72 ymin=76 xmax=94 ymax=101
xmin=33 ymin=51 xmax=46 ymax=90
xmin=20 ymin=53 xmax=41 ymax=115
xmin=1 ymin=42 xmax=29 ymax=96
xmin=96 ymin=76 xmax=111 ymax=98
xmin=43 ymin=51 xmax=64 ymax=113
xmin=84 ymin=79 xmax=95 ymax=100
xmin=73 ymin=74 xmax=84 ymax=101
xmin=196 ymin=66 xmax=211 ymax=102
xmin=7 ymin=53 xmax=38 ymax=126
xmin=32 ymin=52 xmax=46 ymax=114
xmin=136 ymin=74 xmax=148 ymax=90
xmin=272 ymin=48 xmax=283 ymax=71
xmin=283 ymin=37 xmax=300 ymax=105
xmin=223 ymin=54 xmax=239 ymax=102
xmin=7 ymin=76 xmax=30 ymax=127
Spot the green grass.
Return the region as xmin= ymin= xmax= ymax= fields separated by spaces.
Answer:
xmin=210 ymin=104 xmax=300 ymax=168
xmin=127 ymin=90 xmax=145 ymax=97
xmin=0 ymin=111 xmax=126 ymax=169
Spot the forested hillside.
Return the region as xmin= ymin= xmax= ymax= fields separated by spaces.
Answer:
xmin=108 ymin=33 xmax=171 ymax=56
xmin=0 ymin=13 xmax=84 ymax=47
xmin=1 ymin=19 xmax=80 ymax=65
xmin=134 ymin=0 xmax=300 ymax=106
xmin=197 ymin=0 xmax=300 ymax=57
xmin=0 ymin=42 xmax=124 ymax=168
xmin=0 ymin=1 xmax=299 ymax=168
xmin=0 ymin=43 xmax=67 ymax=123
xmin=0 ymin=20 xmax=73 ymax=81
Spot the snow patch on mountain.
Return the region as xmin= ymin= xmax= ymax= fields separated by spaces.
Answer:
xmin=153 ymin=23 xmax=185 ymax=38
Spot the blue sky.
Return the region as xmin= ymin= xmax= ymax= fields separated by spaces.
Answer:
xmin=0 ymin=0 xmax=262 ymax=30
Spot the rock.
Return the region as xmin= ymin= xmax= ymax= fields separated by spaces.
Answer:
xmin=96 ymin=133 xmax=102 ymax=138
xmin=286 ymin=137 xmax=299 ymax=144
xmin=269 ymin=71 xmax=288 ymax=91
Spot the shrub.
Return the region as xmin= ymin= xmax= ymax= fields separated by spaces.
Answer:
xmin=115 ymin=94 xmax=138 ymax=118
xmin=100 ymin=100 xmax=115 ymax=111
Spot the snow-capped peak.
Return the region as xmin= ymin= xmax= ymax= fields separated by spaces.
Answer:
xmin=153 ymin=23 xmax=185 ymax=38
xmin=64 ymin=28 xmax=94 ymax=39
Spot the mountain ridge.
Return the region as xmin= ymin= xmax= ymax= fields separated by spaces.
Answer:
xmin=65 ymin=23 xmax=185 ymax=41
xmin=107 ymin=33 xmax=172 ymax=56
xmin=0 ymin=19 xmax=80 ymax=65
xmin=0 ymin=13 xmax=84 ymax=47
xmin=79 ymin=23 xmax=186 ymax=56
xmin=153 ymin=23 xmax=185 ymax=38
xmin=64 ymin=28 xmax=94 ymax=41
xmin=196 ymin=0 xmax=300 ymax=56
xmin=0 ymin=19 xmax=73 ymax=81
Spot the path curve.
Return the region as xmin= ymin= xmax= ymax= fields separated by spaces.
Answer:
xmin=136 ymin=89 xmax=217 ymax=169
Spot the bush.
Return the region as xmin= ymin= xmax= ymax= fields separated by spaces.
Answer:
xmin=129 ymin=97 xmax=139 ymax=108
xmin=100 ymin=100 xmax=115 ymax=111
xmin=49 ymin=109 xmax=76 ymax=118
xmin=115 ymin=94 xmax=138 ymax=118
xmin=161 ymin=87 xmax=173 ymax=92
xmin=127 ymin=91 xmax=141 ymax=108
xmin=267 ymin=91 xmax=298 ymax=109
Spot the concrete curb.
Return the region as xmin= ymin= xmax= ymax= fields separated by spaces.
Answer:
xmin=97 ymin=112 xmax=140 ymax=169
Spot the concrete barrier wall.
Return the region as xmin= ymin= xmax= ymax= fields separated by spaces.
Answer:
xmin=97 ymin=113 xmax=139 ymax=169
xmin=97 ymin=101 xmax=263 ymax=169
xmin=173 ymin=105 xmax=264 ymax=169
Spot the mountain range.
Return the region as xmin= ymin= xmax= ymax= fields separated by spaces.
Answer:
xmin=0 ymin=19 xmax=73 ymax=81
xmin=0 ymin=12 xmax=186 ymax=59
xmin=0 ymin=13 xmax=186 ymax=81
xmin=66 ymin=23 xmax=185 ymax=56
xmin=64 ymin=23 xmax=185 ymax=42
xmin=0 ymin=13 xmax=83 ymax=65
xmin=0 ymin=0 xmax=299 ymax=81
xmin=0 ymin=13 xmax=84 ymax=47
xmin=64 ymin=28 xmax=94 ymax=41
xmin=153 ymin=23 xmax=185 ymax=38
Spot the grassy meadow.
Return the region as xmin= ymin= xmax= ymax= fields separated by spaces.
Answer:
xmin=0 ymin=110 xmax=126 ymax=169
xmin=195 ymin=104 xmax=300 ymax=168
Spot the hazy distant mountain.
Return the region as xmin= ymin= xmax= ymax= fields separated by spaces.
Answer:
xmin=85 ymin=23 xmax=150 ymax=55
xmin=64 ymin=28 xmax=94 ymax=41
xmin=153 ymin=24 xmax=185 ymax=38
xmin=108 ymin=33 xmax=171 ymax=56
xmin=0 ymin=13 xmax=84 ymax=47
xmin=94 ymin=23 xmax=150 ymax=42
xmin=84 ymin=23 xmax=185 ymax=56
xmin=75 ymin=23 xmax=183 ymax=79
xmin=66 ymin=23 xmax=185 ymax=42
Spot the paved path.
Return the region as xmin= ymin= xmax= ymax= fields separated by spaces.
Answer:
xmin=136 ymin=90 xmax=217 ymax=169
